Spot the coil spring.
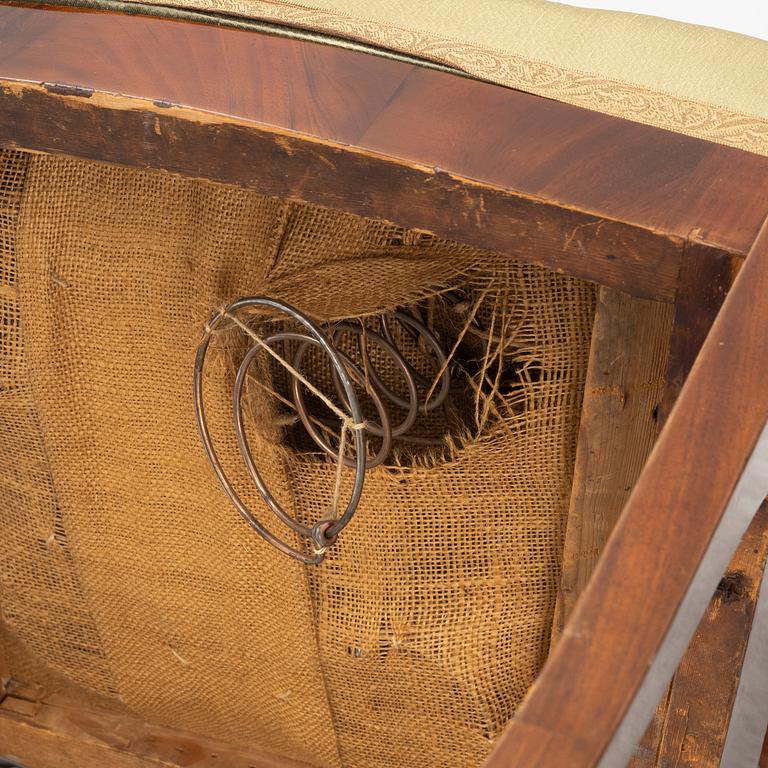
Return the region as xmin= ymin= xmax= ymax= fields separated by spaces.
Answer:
xmin=194 ymin=292 xmax=491 ymax=564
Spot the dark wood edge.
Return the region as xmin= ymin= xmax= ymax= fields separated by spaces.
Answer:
xmin=632 ymin=503 xmax=768 ymax=766
xmin=485 ymin=216 xmax=768 ymax=767
xmin=4 ymin=4 xmax=768 ymax=300
xmin=0 ymin=80 xmax=685 ymax=301
xmin=0 ymin=680 xmax=310 ymax=767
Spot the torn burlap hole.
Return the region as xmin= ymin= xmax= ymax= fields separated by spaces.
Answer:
xmin=8 ymin=151 xmax=594 ymax=767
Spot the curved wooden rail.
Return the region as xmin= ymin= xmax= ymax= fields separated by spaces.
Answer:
xmin=486 ymin=216 xmax=768 ymax=766
xmin=2 ymin=3 xmax=768 ymax=302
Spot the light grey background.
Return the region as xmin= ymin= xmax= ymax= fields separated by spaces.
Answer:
xmin=555 ymin=0 xmax=768 ymax=41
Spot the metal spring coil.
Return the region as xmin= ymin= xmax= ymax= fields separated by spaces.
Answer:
xmin=194 ymin=295 xmax=474 ymax=564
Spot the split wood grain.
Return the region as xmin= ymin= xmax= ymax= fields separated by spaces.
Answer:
xmin=632 ymin=504 xmax=768 ymax=767
xmin=553 ymin=288 xmax=674 ymax=641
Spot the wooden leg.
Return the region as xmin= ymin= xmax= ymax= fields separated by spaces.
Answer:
xmin=630 ymin=242 xmax=745 ymax=767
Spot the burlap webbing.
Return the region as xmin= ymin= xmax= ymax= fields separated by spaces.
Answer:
xmin=0 ymin=149 xmax=121 ymax=702
xmin=13 ymin=153 xmax=342 ymax=767
xmin=4 ymin=148 xmax=595 ymax=766
xmin=278 ymin=266 xmax=594 ymax=766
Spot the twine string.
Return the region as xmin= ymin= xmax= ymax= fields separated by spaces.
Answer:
xmin=209 ymin=306 xmax=366 ymax=536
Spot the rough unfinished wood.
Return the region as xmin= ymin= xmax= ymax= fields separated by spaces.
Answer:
xmin=485 ymin=216 xmax=768 ymax=766
xmin=632 ymin=505 xmax=768 ymax=767
xmin=0 ymin=80 xmax=684 ymax=302
xmin=0 ymin=681 xmax=309 ymax=768
xmin=552 ymin=288 xmax=674 ymax=640
xmin=2 ymin=5 xmax=768 ymax=299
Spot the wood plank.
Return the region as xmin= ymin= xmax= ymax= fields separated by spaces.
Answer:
xmin=0 ymin=3 xmax=764 ymax=259
xmin=1 ymin=5 xmax=768 ymax=298
xmin=552 ymin=288 xmax=674 ymax=640
xmin=484 ymin=215 xmax=768 ymax=767
xmin=647 ymin=505 xmax=768 ymax=767
xmin=0 ymin=683 xmax=310 ymax=768
xmin=719 ymin=516 xmax=768 ymax=768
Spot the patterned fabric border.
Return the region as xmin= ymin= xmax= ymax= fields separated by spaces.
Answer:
xmin=120 ymin=0 xmax=768 ymax=157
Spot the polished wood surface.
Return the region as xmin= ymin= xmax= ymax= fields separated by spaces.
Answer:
xmin=2 ymin=4 xmax=768 ymax=301
xmin=630 ymin=243 xmax=743 ymax=767
xmin=486 ymin=216 xmax=768 ymax=766
xmin=0 ymin=680 xmax=307 ymax=768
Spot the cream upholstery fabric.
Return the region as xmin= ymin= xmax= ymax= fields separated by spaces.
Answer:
xmin=118 ymin=0 xmax=768 ymax=156
xmin=291 ymin=0 xmax=768 ymax=119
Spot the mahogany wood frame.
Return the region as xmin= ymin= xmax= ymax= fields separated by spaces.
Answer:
xmin=1 ymin=3 xmax=767 ymax=767
xmin=3 ymin=4 xmax=768 ymax=301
